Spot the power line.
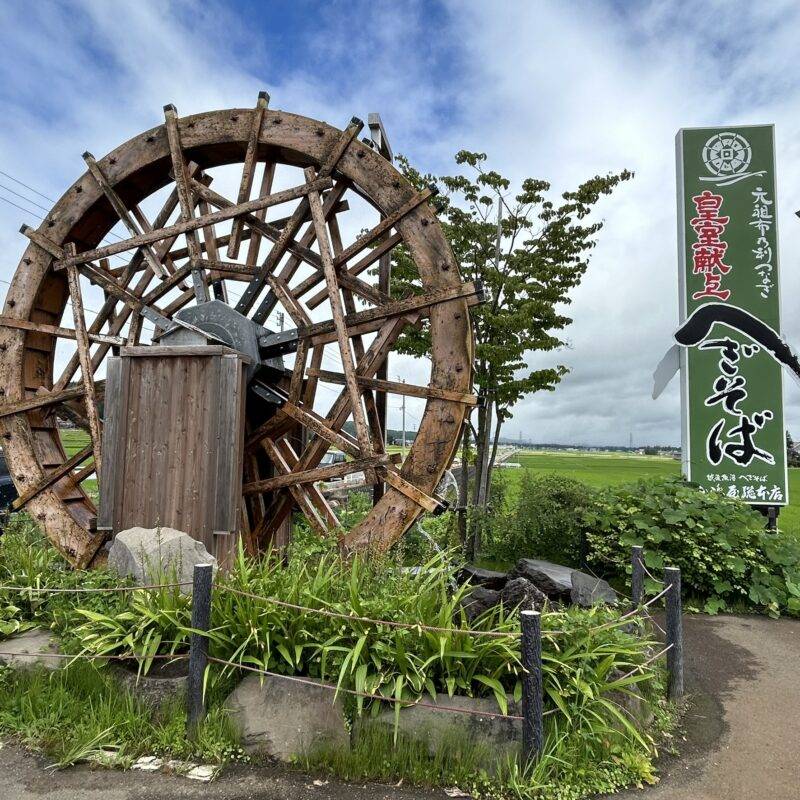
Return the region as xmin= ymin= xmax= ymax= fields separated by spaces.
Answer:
xmin=0 ymin=170 xmax=55 ymax=203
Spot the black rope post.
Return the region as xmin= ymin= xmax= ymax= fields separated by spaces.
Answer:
xmin=631 ymin=545 xmax=644 ymax=610
xmin=521 ymin=609 xmax=543 ymax=765
xmin=664 ymin=566 xmax=684 ymax=700
xmin=187 ymin=563 xmax=213 ymax=737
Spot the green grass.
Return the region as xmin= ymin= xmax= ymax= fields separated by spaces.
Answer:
xmin=509 ymin=449 xmax=800 ymax=538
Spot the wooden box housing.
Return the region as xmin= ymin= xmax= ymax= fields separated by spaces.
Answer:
xmin=98 ymin=345 xmax=249 ymax=565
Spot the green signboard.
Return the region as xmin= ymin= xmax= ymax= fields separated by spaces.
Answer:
xmin=676 ymin=125 xmax=787 ymax=506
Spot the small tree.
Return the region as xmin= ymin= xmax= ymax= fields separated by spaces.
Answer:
xmin=391 ymin=152 xmax=632 ymax=556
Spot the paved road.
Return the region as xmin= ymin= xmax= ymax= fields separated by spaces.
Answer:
xmin=617 ymin=613 xmax=800 ymax=800
xmin=2 ymin=614 xmax=798 ymax=799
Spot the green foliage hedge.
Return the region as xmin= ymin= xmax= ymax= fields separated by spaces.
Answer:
xmin=582 ymin=477 xmax=800 ymax=616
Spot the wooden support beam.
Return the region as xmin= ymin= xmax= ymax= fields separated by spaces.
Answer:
xmin=83 ymin=151 xmax=167 ymax=278
xmin=274 ymin=440 xmax=340 ymax=530
xmin=64 ymin=246 xmax=102 ymax=487
xmin=245 ymin=162 xmax=276 ymax=267
xmin=305 ymin=166 xmax=372 ymax=457
xmin=228 ymin=91 xmax=269 ymax=258
xmin=0 ymin=316 xmax=124 ymax=346
xmin=267 ymin=274 xmax=311 ymax=326
xmin=260 ymin=438 xmax=330 ymax=536
xmin=0 ymin=381 xmax=105 ymax=420
xmin=163 ymin=104 xmax=209 ymax=302
xmin=243 ymin=452 xmax=400 ymax=494
xmin=288 ymin=339 xmax=309 ymax=406
xmin=279 ymin=401 xmax=362 ymax=459
xmin=333 ymin=187 xmax=435 ymax=268
xmin=197 ymin=197 xmax=227 ymax=301
xmin=304 ymin=231 xmax=402 ymax=310
xmin=236 ymin=117 xmax=363 ymax=316
xmin=307 ymin=369 xmax=479 ymax=405
xmin=382 ymin=467 xmax=440 ymax=513
xmin=11 ymin=445 xmax=93 ymax=511
xmin=51 ymin=176 xmax=333 ymax=271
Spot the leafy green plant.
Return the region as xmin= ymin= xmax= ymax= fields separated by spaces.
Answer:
xmin=581 ymin=476 xmax=800 ymax=616
xmin=482 ymin=472 xmax=594 ymax=566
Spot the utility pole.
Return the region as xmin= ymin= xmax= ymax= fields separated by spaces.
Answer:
xmin=398 ymin=377 xmax=406 ymax=453
xmin=276 ymin=311 xmax=285 ymax=332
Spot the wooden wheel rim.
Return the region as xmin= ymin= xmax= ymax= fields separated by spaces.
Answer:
xmin=0 ymin=106 xmax=474 ymax=565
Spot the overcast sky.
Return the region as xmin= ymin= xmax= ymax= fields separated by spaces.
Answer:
xmin=2 ymin=0 xmax=800 ymax=447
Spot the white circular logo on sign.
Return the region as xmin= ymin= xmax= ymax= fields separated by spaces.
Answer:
xmin=702 ymin=132 xmax=752 ymax=177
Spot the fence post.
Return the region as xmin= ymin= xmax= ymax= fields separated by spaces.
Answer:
xmin=520 ymin=610 xmax=543 ymax=765
xmin=631 ymin=546 xmax=644 ymax=609
xmin=664 ymin=566 xmax=684 ymax=700
xmin=187 ymin=563 xmax=213 ymax=737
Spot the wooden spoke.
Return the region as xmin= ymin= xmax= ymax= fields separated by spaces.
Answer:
xmin=266 ymin=274 xmax=311 ymax=326
xmin=0 ymin=381 xmax=105 ymax=420
xmin=382 ymin=467 xmax=440 ymax=513
xmin=279 ymin=401 xmax=362 ymax=459
xmin=235 ymin=117 xmax=363 ymax=316
xmin=260 ymin=438 xmax=330 ymax=536
xmin=53 ymin=176 xmax=332 ymax=271
xmin=307 ymin=370 xmax=480 ymax=405
xmin=274 ymin=440 xmax=340 ymax=531
xmin=0 ymin=316 xmax=124 ymax=346
xmin=83 ymin=152 xmax=167 ymax=279
xmin=12 ymin=444 xmax=93 ymax=511
xmin=259 ymin=281 xmax=480 ymax=354
xmin=64 ymin=247 xmax=102 ymax=487
xmin=228 ymin=91 xmax=269 ymax=258
xmin=243 ymin=452 xmax=399 ymax=494
xmin=305 ymin=166 xmax=372 ymax=456
xmin=252 ymin=181 xmax=351 ymax=325
xmin=288 ymin=339 xmax=308 ymax=406
xmin=163 ymin=104 xmax=208 ymax=302
xmin=303 ymin=231 xmax=402 ymax=309
xmin=245 ymin=162 xmax=276 ymax=267
xmin=335 ymin=187 xmax=435 ymax=268
xmin=197 ymin=197 xmax=227 ymax=301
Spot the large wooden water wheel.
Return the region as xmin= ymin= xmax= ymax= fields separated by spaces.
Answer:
xmin=0 ymin=96 xmax=478 ymax=567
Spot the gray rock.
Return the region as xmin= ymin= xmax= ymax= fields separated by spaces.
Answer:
xmin=108 ymin=527 xmax=217 ymax=593
xmin=500 ymin=577 xmax=548 ymax=612
xmin=110 ymin=662 xmax=188 ymax=709
xmin=458 ymin=565 xmax=508 ymax=590
xmin=0 ymin=628 xmax=61 ymax=670
xmin=509 ymin=559 xmax=574 ymax=601
xmin=459 ymin=586 xmax=500 ymax=624
xmin=570 ymin=571 xmax=618 ymax=607
xmin=607 ymin=670 xmax=654 ymax=729
xmin=224 ymin=674 xmax=349 ymax=760
xmin=365 ymin=693 xmax=520 ymax=772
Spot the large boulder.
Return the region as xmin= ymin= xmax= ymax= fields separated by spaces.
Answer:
xmin=459 ymin=586 xmax=501 ymax=624
xmin=570 ymin=571 xmax=618 ymax=607
xmin=509 ymin=559 xmax=574 ymax=601
xmin=500 ymin=577 xmax=548 ymax=612
xmin=108 ymin=527 xmax=216 ymax=592
xmin=365 ymin=694 xmax=520 ymax=772
xmin=509 ymin=559 xmax=617 ymax=607
xmin=458 ymin=565 xmax=508 ymax=590
xmin=224 ymin=674 xmax=349 ymax=760
xmin=0 ymin=628 xmax=61 ymax=670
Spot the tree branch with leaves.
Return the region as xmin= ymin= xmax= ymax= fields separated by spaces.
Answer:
xmin=390 ymin=151 xmax=632 ymax=557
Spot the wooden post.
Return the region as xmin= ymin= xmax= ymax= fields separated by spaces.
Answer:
xmin=664 ymin=566 xmax=684 ymax=700
xmin=458 ymin=421 xmax=469 ymax=549
xmin=187 ymin=563 xmax=213 ymax=736
xmin=521 ymin=610 xmax=543 ymax=765
xmin=767 ymin=506 xmax=778 ymax=530
xmin=631 ymin=545 xmax=645 ymax=609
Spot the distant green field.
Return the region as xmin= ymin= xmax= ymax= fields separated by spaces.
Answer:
xmin=55 ymin=431 xmax=800 ymax=535
xmin=510 ymin=449 xmax=800 ymax=536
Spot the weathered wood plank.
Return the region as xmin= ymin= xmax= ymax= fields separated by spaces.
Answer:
xmin=307 ymin=369 xmax=479 ymax=405
xmin=11 ymin=444 xmax=93 ymax=511
xmin=0 ymin=316 xmax=124 ymax=346
xmin=305 ymin=166 xmax=372 ymax=457
xmin=228 ymin=91 xmax=269 ymax=258
xmin=382 ymin=467 xmax=440 ymax=512
xmin=65 ymin=248 xmax=102 ymax=486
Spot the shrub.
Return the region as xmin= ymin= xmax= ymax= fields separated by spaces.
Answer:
xmin=581 ymin=477 xmax=800 ymax=616
xmin=482 ymin=472 xmax=594 ymax=567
